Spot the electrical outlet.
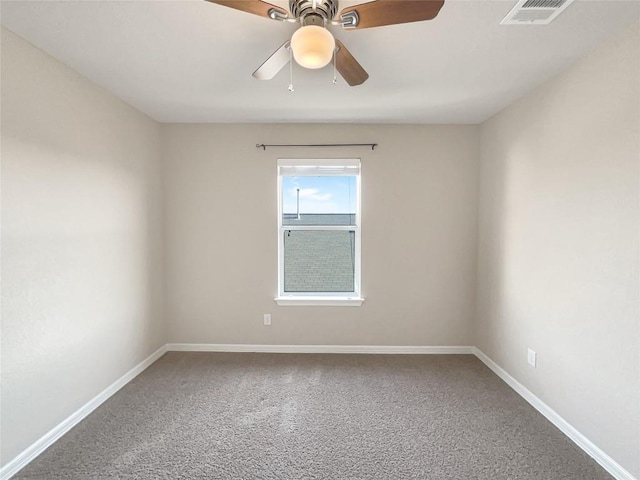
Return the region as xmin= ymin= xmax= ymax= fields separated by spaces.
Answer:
xmin=263 ymin=314 xmax=271 ymax=326
xmin=527 ymin=348 xmax=536 ymax=367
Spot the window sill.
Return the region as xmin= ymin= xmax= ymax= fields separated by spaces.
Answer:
xmin=275 ymin=296 xmax=364 ymax=307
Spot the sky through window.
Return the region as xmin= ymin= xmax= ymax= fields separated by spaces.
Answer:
xmin=282 ymin=176 xmax=356 ymax=215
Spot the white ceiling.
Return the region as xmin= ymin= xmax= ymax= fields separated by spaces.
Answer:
xmin=1 ymin=0 xmax=638 ymax=123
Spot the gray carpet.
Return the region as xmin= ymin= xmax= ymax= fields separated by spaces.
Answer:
xmin=15 ymin=353 xmax=612 ymax=479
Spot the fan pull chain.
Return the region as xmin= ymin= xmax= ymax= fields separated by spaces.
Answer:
xmin=333 ymin=48 xmax=337 ymax=84
xmin=288 ymin=46 xmax=295 ymax=92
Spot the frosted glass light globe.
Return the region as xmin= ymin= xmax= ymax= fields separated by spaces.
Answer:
xmin=290 ymin=25 xmax=336 ymax=69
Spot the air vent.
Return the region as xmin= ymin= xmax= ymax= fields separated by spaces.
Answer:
xmin=501 ymin=0 xmax=575 ymax=25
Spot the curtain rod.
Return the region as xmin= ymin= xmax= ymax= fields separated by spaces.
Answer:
xmin=256 ymin=143 xmax=378 ymax=151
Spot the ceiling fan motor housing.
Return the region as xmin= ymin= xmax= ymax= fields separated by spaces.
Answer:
xmin=289 ymin=0 xmax=338 ymax=22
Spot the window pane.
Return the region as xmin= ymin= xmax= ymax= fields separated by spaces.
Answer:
xmin=282 ymin=176 xmax=356 ymax=226
xmin=284 ymin=230 xmax=355 ymax=293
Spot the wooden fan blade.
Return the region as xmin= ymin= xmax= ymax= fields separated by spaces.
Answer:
xmin=205 ymin=0 xmax=288 ymax=20
xmin=339 ymin=0 xmax=444 ymax=29
xmin=253 ymin=41 xmax=291 ymax=80
xmin=335 ymin=40 xmax=369 ymax=86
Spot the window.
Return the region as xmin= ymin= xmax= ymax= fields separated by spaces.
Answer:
xmin=276 ymin=159 xmax=363 ymax=306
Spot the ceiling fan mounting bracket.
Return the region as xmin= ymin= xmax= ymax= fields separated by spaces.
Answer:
xmin=339 ymin=11 xmax=359 ymax=28
xmin=267 ymin=8 xmax=294 ymax=22
xmin=268 ymin=8 xmax=291 ymax=21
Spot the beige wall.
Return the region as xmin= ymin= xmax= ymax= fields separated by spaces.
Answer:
xmin=475 ymin=22 xmax=639 ymax=477
xmin=162 ymin=124 xmax=480 ymax=346
xmin=0 ymin=28 xmax=165 ymax=465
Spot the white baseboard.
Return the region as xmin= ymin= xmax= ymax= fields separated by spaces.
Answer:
xmin=0 ymin=344 xmax=168 ymax=480
xmin=472 ymin=347 xmax=637 ymax=480
xmin=165 ymin=343 xmax=474 ymax=354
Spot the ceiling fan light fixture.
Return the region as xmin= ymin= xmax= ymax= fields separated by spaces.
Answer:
xmin=290 ymin=25 xmax=335 ymax=69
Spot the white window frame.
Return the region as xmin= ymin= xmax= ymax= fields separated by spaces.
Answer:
xmin=275 ymin=158 xmax=363 ymax=307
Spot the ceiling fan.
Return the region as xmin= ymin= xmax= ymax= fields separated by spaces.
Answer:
xmin=206 ymin=0 xmax=445 ymax=87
